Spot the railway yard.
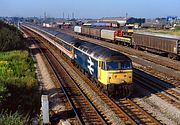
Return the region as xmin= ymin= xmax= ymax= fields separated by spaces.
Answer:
xmin=1 ymin=0 xmax=180 ymax=124
xmin=18 ymin=24 xmax=180 ymax=125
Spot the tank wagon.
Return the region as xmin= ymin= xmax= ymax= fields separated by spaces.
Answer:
xmin=133 ymin=32 xmax=180 ymax=59
xmin=24 ymin=25 xmax=133 ymax=97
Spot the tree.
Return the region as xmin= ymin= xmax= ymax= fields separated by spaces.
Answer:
xmin=0 ymin=21 xmax=25 ymax=51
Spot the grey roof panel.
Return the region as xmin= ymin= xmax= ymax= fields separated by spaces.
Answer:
xmin=36 ymin=26 xmax=131 ymax=61
xmin=77 ymin=42 xmax=131 ymax=61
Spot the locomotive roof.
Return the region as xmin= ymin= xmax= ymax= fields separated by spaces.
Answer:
xmin=35 ymin=26 xmax=131 ymax=61
xmin=75 ymin=42 xmax=131 ymax=61
xmin=40 ymin=27 xmax=79 ymax=45
xmin=134 ymin=32 xmax=180 ymax=40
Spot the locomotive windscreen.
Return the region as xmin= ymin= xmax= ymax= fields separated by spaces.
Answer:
xmin=106 ymin=61 xmax=132 ymax=70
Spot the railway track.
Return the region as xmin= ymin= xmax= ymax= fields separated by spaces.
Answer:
xmin=24 ymin=28 xmax=107 ymax=124
xmin=26 ymin=27 xmax=135 ymax=125
xmin=41 ymin=44 xmax=106 ymax=125
xmin=133 ymin=63 xmax=180 ymax=88
xmin=22 ymin=26 xmax=164 ymax=125
xmin=115 ymin=98 xmax=162 ymax=125
xmin=43 ymin=27 xmax=180 ymax=87
xmin=134 ymin=69 xmax=180 ymax=109
xmin=59 ymin=29 xmax=180 ymax=70
xmin=58 ymin=28 xmax=180 ymax=88
xmin=69 ymin=58 xmax=162 ymax=124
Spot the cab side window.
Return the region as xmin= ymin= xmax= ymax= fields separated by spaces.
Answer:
xmin=101 ymin=62 xmax=106 ymax=70
xmin=99 ymin=61 xmax=101 ymax=67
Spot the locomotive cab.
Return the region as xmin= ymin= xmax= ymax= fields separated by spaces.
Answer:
xmin=98 ymin=60 xmax=133 ymax=97
xmin=98 ymin=60 xmax=132 ymax=85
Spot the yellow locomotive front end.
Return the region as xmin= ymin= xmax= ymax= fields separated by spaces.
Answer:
xmin=124 ymin=25 xmax=134 ymax=36
xmin=107 ymin=70 xmax=132 ymax=84
xmin=98 ymin=60 xmax=133 ymax=97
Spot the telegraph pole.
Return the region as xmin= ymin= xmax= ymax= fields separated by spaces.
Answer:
xmin=126 ymin=12 xmax=128 ymax=19
xmin=68 ymin=13 xmax=69 ymax=19
xmin=44 ymin=12 xmax=47 ymax=22
xmin=72 ymin=12 xmax=74 ymax=19
xmin=63 ymin=12 xmax=64 ymax=19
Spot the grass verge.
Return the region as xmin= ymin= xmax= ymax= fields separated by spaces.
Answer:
xmin=139 ymin=25 xmax=180 ymax=36
xmin=0 ymin=50 xmax=40 ymax=124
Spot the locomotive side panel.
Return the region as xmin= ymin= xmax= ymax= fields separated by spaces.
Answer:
xmin=74 ymin=48 xmax=98 ymax=79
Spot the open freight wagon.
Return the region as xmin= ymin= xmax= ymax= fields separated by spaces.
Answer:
xmin=132 ymin=32 xmax=180 ymax=59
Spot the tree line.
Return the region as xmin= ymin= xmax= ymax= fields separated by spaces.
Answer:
xmin=0 ymin=21 xmax=25 ymax=51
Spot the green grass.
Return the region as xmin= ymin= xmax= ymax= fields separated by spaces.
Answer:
xmin=0 ymin=85 xmax=6 ymax=101
xmin=139 ymin=25 xmax=180 ymax=36
xmin=0 ymin=21 xmax=40 ymax=124
xmin=0 ymin=50 xmax=37 ymax=87
xmin=175 ymin=25 xmax=180 ymax=31
xmin=0 ymin=50 xmax=40 ymax=124
xmin=0 ymin=110 xmax=28 ymax=125
xmin=0 ymin=20 xmax=26 ymax=51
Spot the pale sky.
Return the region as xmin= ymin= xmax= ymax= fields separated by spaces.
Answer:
xmin=0 ymin=0 xmax=179 ymax=18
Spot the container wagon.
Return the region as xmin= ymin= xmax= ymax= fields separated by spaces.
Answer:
xmin=101 ymin=29 xmax=115 ymax=41
xmin=133 ymin=32 xmax=180 ymax=59
xmin=74 ymin=26 xmax=81 ymax=34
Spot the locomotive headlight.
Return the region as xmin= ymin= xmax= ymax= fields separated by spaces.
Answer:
xmin=121 ymin=80 xmax=125 ymax=84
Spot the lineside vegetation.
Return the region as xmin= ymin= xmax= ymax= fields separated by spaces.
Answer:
xmin=0 ymin=21 xmax=39 ymax=124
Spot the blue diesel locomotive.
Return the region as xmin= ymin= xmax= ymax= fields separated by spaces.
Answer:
xmin=23 ymin=25 xmax=133 ymax=97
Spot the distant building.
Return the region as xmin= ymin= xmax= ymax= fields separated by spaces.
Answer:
xmin=167 ymin=16 xmax=178 ymax=23
xmin=100 ymin=17 xmax=145 ymax=26
xmin=176 ymin=19 xmax=180 ymax=24
xmin=142 ymin=16 xmax=178 ymax=29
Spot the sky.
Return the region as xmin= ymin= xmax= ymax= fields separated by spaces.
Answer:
xmin=0 ymin=0 xmax=179 ymax=19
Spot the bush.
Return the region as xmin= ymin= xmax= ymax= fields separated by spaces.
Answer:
xmin=0 ymin=21 xmax=40 ymax=124
xmin=0 ymin=85 xmax=6 ymax=101
xmin=175 ymin=25 xmax=180 ymax=31
xmin=0 ymin=51 xmax=37 ymax=87
xmin=0 ymin=110 xmax=28 ymax=125
xmin=0 ymin=21 xmax=26 ymax=51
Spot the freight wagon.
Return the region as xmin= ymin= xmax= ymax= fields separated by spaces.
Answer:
xmin=74 ymin=26 xmax=121 ymax=42
xmin=81 ymin=26 xmax=90 ymax=36
xmin=89 ymin=27 xmax=102 ymax=38
xmin=132 ymin=32 xmax=180 ymax=59
xmin=74 ymin=26 xmax=132 ymax=43
xmin=101 ymin=29 xmax=115 ymax=41
xmin=74 ymin=26 xmax=81 ymax=34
